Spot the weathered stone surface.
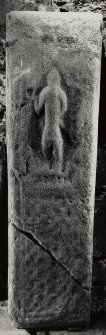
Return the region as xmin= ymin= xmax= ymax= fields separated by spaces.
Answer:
xmin=6 ymin=12 xmax=102 ymax=329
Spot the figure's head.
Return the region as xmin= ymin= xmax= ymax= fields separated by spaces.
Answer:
xmin=47 ymin=67 xmax=60 ymax=86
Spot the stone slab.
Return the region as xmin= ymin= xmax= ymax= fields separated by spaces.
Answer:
xmin=6 ymin=11 xmax=102 ymax=330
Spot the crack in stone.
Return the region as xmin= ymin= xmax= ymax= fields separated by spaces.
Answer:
xmin=12 ymin=223 xmax=89 ymax=291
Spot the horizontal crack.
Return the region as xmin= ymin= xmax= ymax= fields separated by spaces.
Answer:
xmin=12 ymin=223 xmax=89 ymax=291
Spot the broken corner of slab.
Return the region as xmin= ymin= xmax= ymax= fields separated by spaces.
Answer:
xmin=6 ymin=11 xmax=102 ymax=330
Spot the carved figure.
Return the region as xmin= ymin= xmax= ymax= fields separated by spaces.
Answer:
xmin=35 ymin=67 xmax=67 ymax=174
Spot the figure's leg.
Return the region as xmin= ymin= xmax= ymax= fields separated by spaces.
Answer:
xmin=41 ymin=128 xmax=63 ymax=173
xmin=41 ymin=130 xmax=54 ymax=169
xmin=41 ymin=130 xmax=48 ymax=159
xmin=54 ymin=130 xmax=63 ymax=175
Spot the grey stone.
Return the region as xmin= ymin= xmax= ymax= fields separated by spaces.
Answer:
xmin=6 ymin=12 xmax=102 ymax=329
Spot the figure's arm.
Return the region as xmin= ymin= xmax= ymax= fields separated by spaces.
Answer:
xmin=58 ymin=87 xmax=67 ymax=128
xmin=33 ymin=86 xmax=48 ymax=116
xmin=59 ymin=87 xmax=67 ymax=115
xmin=34 ymin=94 xmax=39 ymax=115
xmin=39 ymin=87 xmax=48 ymax=110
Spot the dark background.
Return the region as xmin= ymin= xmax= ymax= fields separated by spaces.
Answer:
xmin=0 ymin=0 xmax=106 ymax=327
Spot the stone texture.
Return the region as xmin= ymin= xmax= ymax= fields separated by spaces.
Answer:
xmin=6 ymin=12 xmax=102 ymax=329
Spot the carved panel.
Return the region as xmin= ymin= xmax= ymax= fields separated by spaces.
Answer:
xmin=6 ymin=11 xmax=102 ymax=329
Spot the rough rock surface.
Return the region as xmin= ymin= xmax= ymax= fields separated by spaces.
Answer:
xmin=6 ymin=12 xmax=102 ymax=329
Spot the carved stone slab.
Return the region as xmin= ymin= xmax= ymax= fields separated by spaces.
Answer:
xmin=6 ymin=12 xmax=102 ymax=329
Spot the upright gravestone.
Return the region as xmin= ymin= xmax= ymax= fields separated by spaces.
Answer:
xmin=6 ymin=12 xmax=102 ymax=330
